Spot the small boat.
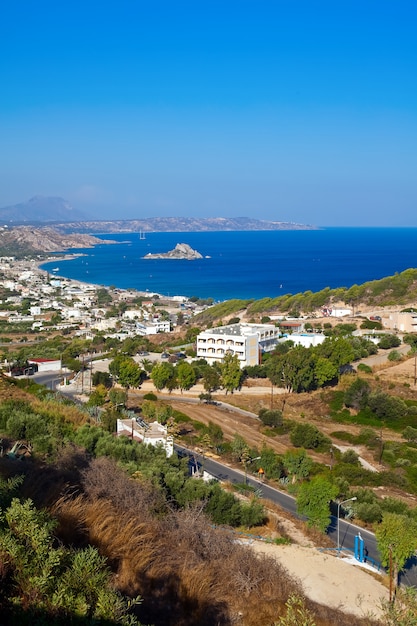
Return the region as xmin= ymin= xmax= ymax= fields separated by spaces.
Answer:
xmin=52 ymin=267 xmax=59 ymax=272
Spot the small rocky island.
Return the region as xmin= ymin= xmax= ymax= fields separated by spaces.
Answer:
xmin=143 ymin=243 xmax=204 ymax=260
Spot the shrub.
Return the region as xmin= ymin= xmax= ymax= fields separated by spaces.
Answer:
xmin=290 ymin=423 xmax=329 ymax=450
xmin=258 ymin=408 xmax=283 ymax=428
xmin=340 ymin=449 xmax=360 ymax=465
xmin=378 ymin=334 xmax=401 ymax=349
xmin=403 ymin=426 xmax=417 ymax=442
xmin=367 ymin=392 xmax=407 ymax=421
xmin=143 ymin=392 xmax=157 ymax=401
xmin=344 ymin=378 xmax=370 ymax=410
xmin=357 ymin=363 xmax=373 ymax=374
xmin=355 ymin=502 xmax=383 ymax=523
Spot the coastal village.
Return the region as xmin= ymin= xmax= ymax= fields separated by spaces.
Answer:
xmin=1 ymin=253 xmax=416 ymax=364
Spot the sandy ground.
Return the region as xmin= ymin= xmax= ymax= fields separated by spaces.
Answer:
xmin=250 ymin=541 xmax=387 ymax=620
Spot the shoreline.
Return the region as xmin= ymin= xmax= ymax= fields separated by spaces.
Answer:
xmin=36 ymin=254 xmax=176 ymax=301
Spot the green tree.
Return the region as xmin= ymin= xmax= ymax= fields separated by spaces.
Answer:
xmin=267 ymin=346 xmax=315 ymax=393
xmin=87 ymin=383 xmax=108 ymax=408
xmin=314 ymin=356 xmax=338 ymax=387
xmin=176 ymin=361 xmax=197 ymax=392
xmin=367 ymin=392 xmax=407 ymax=421
xmin=231 ymin=433 xmax=249 ymax=462
xmin=151 ymin=361 xmax=176 ymax=391
xmin=108 ymin=388 xmax=127 ymax=410
xmin=283 ymin=449 xmax=312 ymax=483
xmin=92 ymin=370 xmax=113 ymax=389
xmin=202 ymin=365 xmax=221 ymax=393
xmin=108 ymin=354 xmax=127 ymax=380
xmin=220 ymin=353 xmax=242 ymax=394
xmin=344 ymin=377 xmax=371 ymax=410
xmin=259 ymin=444 xmax=283 ymax=480
xmin=404 ymin=333 xmax=417 ymax=353
xmin=315 ymin=336 xmax=355 ymax=369
xmin=118 ymin=358 xmax=145 ymax=389
xmin=375 ymin=513 xmax=417 ymax=596
xmin=296 ymin=477 xmax=338 ymax=532
xmin=290 ymin=423 xmax=328 ymax=449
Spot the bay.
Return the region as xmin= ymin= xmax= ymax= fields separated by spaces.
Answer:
xmin=40 ymin=228 xmax=417 ymax=301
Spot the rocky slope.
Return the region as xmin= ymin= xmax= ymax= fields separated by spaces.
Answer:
xmin=0 ymin=226 xmax=115 ymax=255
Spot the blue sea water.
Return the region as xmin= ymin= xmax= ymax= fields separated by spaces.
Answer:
xmin=40 ymin=228 xmax=417 ymax=302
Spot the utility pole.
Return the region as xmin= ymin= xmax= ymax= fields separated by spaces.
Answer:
xmin=81 ymin=354 xmax=84 ymax=393
xmin=389 ymin=545 xmax=393 ymax=604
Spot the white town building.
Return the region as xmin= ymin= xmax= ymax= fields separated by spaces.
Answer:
xmin=117 ymin=418 xmax=174 ymax=457
xmin=196 ymin=323 xmax=280 ymax=367
xmin=281 ymin=333 xmax=326 ymax=348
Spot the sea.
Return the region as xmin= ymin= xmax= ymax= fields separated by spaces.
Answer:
xmin=40 ymin=228 xmax=417 ymax=302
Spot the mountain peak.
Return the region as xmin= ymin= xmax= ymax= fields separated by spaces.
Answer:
xmin=0 ymin=196 xmax=91 ymax=223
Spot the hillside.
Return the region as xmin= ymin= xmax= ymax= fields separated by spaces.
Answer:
xmin=192 ymin=267 xmax=417 ymax=324
xmin=0 ymin=225 xmax=115 ymax=256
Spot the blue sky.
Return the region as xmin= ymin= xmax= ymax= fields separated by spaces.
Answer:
xmin=1 ymin=1 xmax=416 ymax=226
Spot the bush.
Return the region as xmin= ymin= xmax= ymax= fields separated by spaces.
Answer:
xmin=367 ymin=392 xmax=407 ymax=421
xmin=355 ymin=502 xmax=383 ymax=523
xmin=143 ymin=392 xmax=157 ymax=401
xmin=290 ymin=423 xmax=329 ymax=449
xmin=357 ymin=363 xmax=373 ymax=374
xmin=340 ymin=449 xmax=360 ymax=465
xmin=403 ymin=426 xmax=417 ymax=442
xmin=258 ymin=408 xmax=283 ymax=428
xmin=344 ymin=378 xmax=370 ymax=410
xmin=388 ymin=350 xmax=403 ymax=362
xmin=378 ymin=334 xmax=401 ymax=349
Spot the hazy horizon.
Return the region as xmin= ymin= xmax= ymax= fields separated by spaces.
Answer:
xmin=1 ymin=2 xmax=416 ymax=227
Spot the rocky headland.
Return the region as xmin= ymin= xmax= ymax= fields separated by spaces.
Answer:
xmin=0 ymin=225 xmax=116 ymax=256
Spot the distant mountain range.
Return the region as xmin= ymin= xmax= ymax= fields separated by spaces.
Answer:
xmin=0 ymin=196 xmax=317 ymax=232
xmin=0 ymin=196 xmax=91 ymax=223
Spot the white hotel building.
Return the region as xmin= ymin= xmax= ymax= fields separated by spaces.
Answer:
xmin=196 ymin=323 xmax=280 ymax=367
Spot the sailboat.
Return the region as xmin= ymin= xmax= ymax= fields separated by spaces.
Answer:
xmin=140 ymin=230 xmax=146 ymax=240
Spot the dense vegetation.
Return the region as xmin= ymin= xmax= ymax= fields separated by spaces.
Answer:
xmin=0 ymin=375 xmax=383 ymax=625
xmin=192 ymin=267 xmax=417 ymax=320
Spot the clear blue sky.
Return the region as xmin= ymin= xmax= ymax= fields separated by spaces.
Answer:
xmin=1 ymin=1 xmax=416 ymax=226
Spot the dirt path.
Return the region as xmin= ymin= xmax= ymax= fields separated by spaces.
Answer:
xmin=250 ymin=541 xmax=387 ymax=620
